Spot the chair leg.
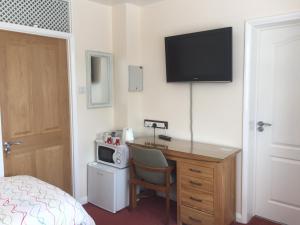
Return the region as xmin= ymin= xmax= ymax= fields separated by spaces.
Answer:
xmin=130 ymin=183 xmax=137 ymax=210
xmin=129 ymin=183 xmax=133 ymax=209
xmin=165 ymin=192 xmax=170 ymax=225
xmin=133 ymin=184 xmax=137 ymax=208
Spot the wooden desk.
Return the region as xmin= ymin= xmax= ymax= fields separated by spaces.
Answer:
xmin=127 ymin=136 xmax=241 ymax=225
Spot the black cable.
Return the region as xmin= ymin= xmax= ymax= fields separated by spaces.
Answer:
xmin=190 ymin=83 xmax=193 ymax=144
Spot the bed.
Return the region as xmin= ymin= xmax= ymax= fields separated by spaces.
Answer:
xmin=0 ymin=176 xmax=95 ymax=225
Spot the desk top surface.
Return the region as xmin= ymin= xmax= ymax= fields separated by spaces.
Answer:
xmin=127 ymin=136 xmax=241 ymax=162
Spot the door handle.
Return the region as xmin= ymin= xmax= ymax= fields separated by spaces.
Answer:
xmin=3 ymin=141 xmax=23 ymax=155
xmin=257 ymin=121 xmax=272 ymax=132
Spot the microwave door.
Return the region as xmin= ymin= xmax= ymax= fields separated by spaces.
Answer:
xmin=98 ymin=146 xmax=115 ymax=163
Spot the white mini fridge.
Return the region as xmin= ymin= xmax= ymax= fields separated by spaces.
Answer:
xmin=87 ymin=162 xmax=129 ymax=213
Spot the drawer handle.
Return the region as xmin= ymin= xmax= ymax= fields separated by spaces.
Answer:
xmin=189 ymin=216 xmax=202 ymax=223
xmin=189 ymin=168 xmax=202 ymax=173
xmin=190 ymin=181 xmax=202 ymax=186
xmin=190 ymin=197 xmax=202 ymax=202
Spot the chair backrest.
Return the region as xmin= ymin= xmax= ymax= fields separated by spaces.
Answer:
xmin=130 ymin=146 xmax=168 ymax=185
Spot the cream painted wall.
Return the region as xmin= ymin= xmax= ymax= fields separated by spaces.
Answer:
xmin=113 ymin=4 xmax=128 ymax=129
xmin=72 ymin=0 xmax=113 ymax=202
xmin=113 ymin=4 xmax=144 ymax=133
xmin=138 ymin=0 xmax=300 ymax=146
xmin=70 ymin=0 xmax=300 ymax=216
xmin=112 ymin=0 xmax=300 ymax=219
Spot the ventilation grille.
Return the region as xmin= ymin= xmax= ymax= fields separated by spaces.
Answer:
xmin=0 ymin=0 xmax=71 ymax=33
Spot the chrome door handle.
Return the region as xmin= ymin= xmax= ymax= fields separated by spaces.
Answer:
xmin=3 ymin=141 xmax=23 ymax=155
xmin=257 ymin=121 xmax=272 ymax=132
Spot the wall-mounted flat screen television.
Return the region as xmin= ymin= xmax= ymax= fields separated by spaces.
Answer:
xmin=165 ymin=27 xmax=232 ymax=82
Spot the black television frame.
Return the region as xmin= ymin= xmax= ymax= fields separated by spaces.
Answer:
xmin=165 ymin=27 xmax=233 ymax=83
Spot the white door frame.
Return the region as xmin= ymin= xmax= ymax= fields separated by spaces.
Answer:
xmin=0 ymin=22 xmax=79 ymax=198
xmin=242 ymin=12 xmax=300 ymax=224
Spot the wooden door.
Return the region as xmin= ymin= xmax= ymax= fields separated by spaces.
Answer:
xmin=0 ymin=30 xmax=72 ymax=194
xmin=255 ymin=23 xmax=300 ymax=224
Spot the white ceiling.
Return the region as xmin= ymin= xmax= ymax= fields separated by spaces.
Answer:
xmin=90 ymin=0 xmax=165 ymax=6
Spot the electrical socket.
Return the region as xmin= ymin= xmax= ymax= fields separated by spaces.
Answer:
xmin=144 ymin=119 xmax=168 ymax=129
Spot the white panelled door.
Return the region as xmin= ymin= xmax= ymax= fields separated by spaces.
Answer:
xmin=255 ymin=23 xmax=300 ymax=224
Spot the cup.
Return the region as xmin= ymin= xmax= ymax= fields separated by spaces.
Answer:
xmin=106 ymin=137 xmax=113 ymax=144
xmin=114 ymin=137 xmax=121 ymax=146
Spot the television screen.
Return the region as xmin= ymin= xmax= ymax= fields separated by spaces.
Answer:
xmin=165 ymin=27 xmax=232 ymax=82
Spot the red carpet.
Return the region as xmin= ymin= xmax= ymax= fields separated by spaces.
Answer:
xmin=84 ymin=197 xmax=177 ymax=225
xmin=234 ymin=217 xmax=281 ymax=225
xmin=84 ymin=197 xmax=280 ymax=225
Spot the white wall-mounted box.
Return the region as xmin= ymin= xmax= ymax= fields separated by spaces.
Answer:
xmin=128 ymin=65 xmax=143 ymax=92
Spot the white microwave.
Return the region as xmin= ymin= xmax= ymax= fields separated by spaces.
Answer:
xmin=96 ymin=140 xmax=129 ymax=169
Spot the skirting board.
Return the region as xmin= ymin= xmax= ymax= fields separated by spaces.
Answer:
xmin=236 ymin=213 xmax=243 ymax=223
xmin=79 ymin=196 xmax=88 ymax=205
xmin=156 ymin=192 xmax=177 ymax=201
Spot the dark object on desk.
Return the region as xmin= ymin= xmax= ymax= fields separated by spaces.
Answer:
xmin=129 ymin=146 xmax=175 ymax=225
xmin=158 ymin=135 xmax=172 ymax=141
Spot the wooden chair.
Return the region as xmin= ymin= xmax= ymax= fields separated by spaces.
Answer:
xmin=129 ymin=147 xmax=175 ymax=225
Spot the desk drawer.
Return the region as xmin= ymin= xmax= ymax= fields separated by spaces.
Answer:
xmin=181 ymin=163 xmax=213 ymax=181
xmin=181 ymin=175 xmax=213 ymax=193
xmin=181 ymin=205 xmax=214 ymax=225
xmin=181 ymin=189 xmax=214 ymax=214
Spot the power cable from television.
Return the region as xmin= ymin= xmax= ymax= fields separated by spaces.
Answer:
xmin=190 ymin=82 xmax=194 ymax=146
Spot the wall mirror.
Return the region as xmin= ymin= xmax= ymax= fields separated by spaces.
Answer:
xmin=86 ymin=51 xmax=112 ymax=108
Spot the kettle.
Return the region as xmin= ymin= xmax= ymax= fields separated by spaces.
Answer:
xmin=122 ymin=128 xmax=134 ymax=143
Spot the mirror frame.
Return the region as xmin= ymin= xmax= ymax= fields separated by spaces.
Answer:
xmin=86 ymin=50 xmax=113 ymax=108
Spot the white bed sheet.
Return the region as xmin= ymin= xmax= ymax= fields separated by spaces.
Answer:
xmin=0 ymin=176 xmax=95 ymax=225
